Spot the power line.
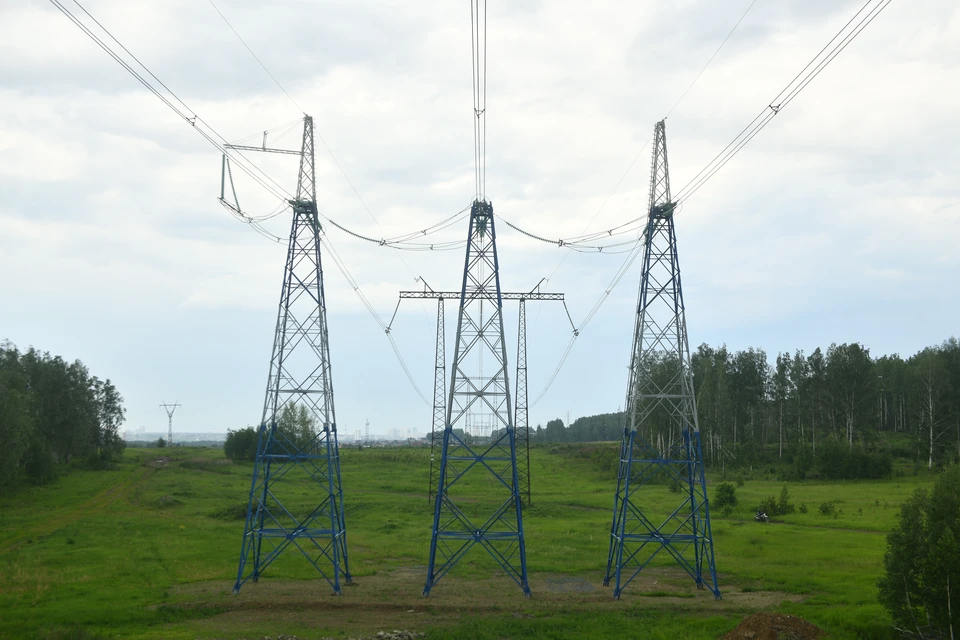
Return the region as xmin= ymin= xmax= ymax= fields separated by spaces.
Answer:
xmin=318 ymin=234 xmax=430 ymax=405
xmin=531 ymin=229 xmax=649 ymax=404
xmin=206 ymin=0 xmax=304 ymax=114
xmin=501 ymin=0 xmax=757 ymax=257
xmin=530 ymin=0 xmax=893 ymax=406
xmin=663 ymin=0 xmax=760 ymax=119
xmin=674 ymin=0 xmax=893 ymax=204
xmin=204 ymin=0 xmax=427 ymax=290
xmin=50 ymin=0 xmax=294 ymax=216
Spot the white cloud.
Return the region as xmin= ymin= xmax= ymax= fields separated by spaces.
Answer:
xmin=1 ymin=0 xmax=957 ymax=434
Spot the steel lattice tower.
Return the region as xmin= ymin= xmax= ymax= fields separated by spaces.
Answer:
xmin=603 ymin=120 xmax=720 ymax=599
xmin=514 ymin=298 xmax=531 ymax=507
xmin=423 ymin=199 xmax=530 ymax=597
xmin=159 ymin=402 xmax=180 ymax=446
xmin=234 ymin=115 xmax=350 ymax=594
xmin=401 ymin=285 xmax=561 ymax=508
xmin=428 ymin=296 xmax=446 ymax=504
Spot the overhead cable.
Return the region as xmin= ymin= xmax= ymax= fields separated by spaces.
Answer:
xmin=531 ymin=229 xmax=649 ymax=405
xmin=206 ymin=0 xmax=305 ymax=114
xmin=674 ymin=0 xmax=893 ymax=204
xmin=49 ymin=0 xmax=295 ymax=229
xmin=318 ymin=234 xmax=430 ymax=405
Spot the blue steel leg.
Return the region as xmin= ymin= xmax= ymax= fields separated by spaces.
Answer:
xmin=332 ymin=429 xmax=351 ymax=584
xmin=683 ymin=430 xmax=704 ymax=589
xmin=612 ymin=430 xmax=636 ymax=600
xmin=423 ymin=426 xmax=452 ymax=596
xmin=323 ymin=424 xmax=342 ymax=595
xmin=604 ymin=427 xmax=630 ymax=586
xmin=508 ymin=423 xmax=531 ymax=596
xmin=695 ymin=432 xmax=721 ymax=599
xmin=234 ymin=423 xmax=267 ymax=593
xmin=252 ymin=424 xmax=276 ymax=581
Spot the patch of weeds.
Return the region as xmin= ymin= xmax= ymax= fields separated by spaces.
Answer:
xmin=638 ymin=590 xmax=695 ymax=599
xmin=208 ymin=503 xmax=248 ymax=521
xmin=36 ymin=627 xmax=106 ymax=640
xmin=157 ymin=495 xmax=182 ymax=509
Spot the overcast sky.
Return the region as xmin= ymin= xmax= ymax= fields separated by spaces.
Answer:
xmin=2 ymin=0 xmax=958 ymax=436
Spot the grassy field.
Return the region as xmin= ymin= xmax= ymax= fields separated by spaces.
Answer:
xmin=0 ymin=444 xmax=936 ymax=639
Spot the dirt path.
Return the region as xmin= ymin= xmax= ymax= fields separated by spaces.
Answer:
xmin=0 ymin=464 xmax=154 ymax=555
xmin=170 ymin=568 xmax=802 ymax=638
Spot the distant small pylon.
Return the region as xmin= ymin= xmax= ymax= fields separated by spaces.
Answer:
xmin=159 ymin=402 xmax=180 ymax=446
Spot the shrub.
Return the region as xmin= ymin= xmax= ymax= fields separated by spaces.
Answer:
xmin=819 ymin=501 xmax=836 ymax=516
xmin=154 ymin=438 xmax=166 ymax=449
xmin=713 ymin=482 xmax=738 ymax=509
xmin=777 ymin=485 xmax=795 ymax=515
xmin=878 ymin=464 xmax=960 ymax=636
xmin=735 ymin=474 xmax=746 ymax=488
xmin=758 ymin=496 xmax=778 ymax=516
xmin=799 ymin=503 xmax=808 ymax=514
xmin=756 ymin=486 xmax=796 ymax=517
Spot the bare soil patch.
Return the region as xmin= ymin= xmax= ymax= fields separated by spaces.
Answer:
xmin=722 ymin=612 xmax=825 ymax=640
xmin=169 ymin=567 xmax=801 ymax=637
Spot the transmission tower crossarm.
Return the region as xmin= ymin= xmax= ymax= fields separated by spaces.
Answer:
xmin=400 ymin=290 xmax=564 ymax=301
xmin=223 ymin=143 xmax=302 ymax=156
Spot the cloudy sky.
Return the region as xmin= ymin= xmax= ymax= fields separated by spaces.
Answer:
xmin=2 ymin=0 xmax=957 ymax=437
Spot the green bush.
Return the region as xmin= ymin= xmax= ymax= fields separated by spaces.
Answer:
xmin=758 ymin=496 xmax=778 ymax=516
xmin=777 ymin=485 xmax=795 ymax=515
xmin=224 ymin=427 xmax=258 ymax=462
xmin=757 ymin=486 xmax=795 ymax=517
xmin=819 ymin=501 xmax=836 ymax=516
xmin=713 ymin=482 xmax=738 ymax=508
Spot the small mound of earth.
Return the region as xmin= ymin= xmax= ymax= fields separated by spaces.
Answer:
xmin=722 ymin=613 xmax=825 ymax=640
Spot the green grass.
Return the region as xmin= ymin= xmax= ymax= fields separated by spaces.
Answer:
xmin=0 ymin=444 xmax=936 ymax=639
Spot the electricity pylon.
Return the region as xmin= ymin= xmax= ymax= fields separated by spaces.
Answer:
xmin=232 ymin=115 xmax=350 ymax=594
xmin=399 ymin=283 xmax=565 ymax=508
xmin=423 ymin=199 xmax=530 ymax=596
xmin=428 ymin=295 xmax=446 ymax=504
xmin=514 ymin=298 xmax=531 ymax=507
xmin=604 ymin=120 xmax=720 ymax=599
xmin=159 ymin=402 xmax=180 ymax=446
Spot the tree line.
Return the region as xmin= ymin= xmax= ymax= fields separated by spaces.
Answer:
xmin=0 ymin=340 xmax=126 ymax=486
xmin=530 ymin=338 xmax=960 ymax=474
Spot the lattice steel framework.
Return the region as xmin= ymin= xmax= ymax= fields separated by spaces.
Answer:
xmin=234 ymin=115 xmax=350 ymax=594
xmin=160 ymin=402 xmax=180 ymax=446
xmin=401 ymin=287 xmax=562 ymax=507
xmin=428 ymin=296 xmax=446 ymax=504
xmin=604 ymin=120 xmax=720 ymax=599
xmin=514 ymin=298 xmax=531 ymax=507
xmin=424 ymin=199 xmax=530 ymax=596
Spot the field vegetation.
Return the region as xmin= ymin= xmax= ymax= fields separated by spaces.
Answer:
xmin=0 ymin=443 xmax=945 ymax=639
